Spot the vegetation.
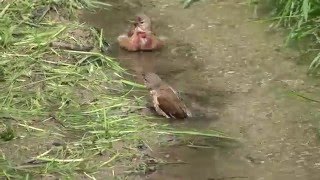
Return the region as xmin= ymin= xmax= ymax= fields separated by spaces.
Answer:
xmin=254 ymin=0 xmax=320 ymax=72
xmin=181 ymin=0 xmax=201 ymax=8
xmin=0 ymin=0 xmax=231 ymax=179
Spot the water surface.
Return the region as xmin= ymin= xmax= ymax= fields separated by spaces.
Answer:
xmin=82 ymin=0 xmax=320 ymax=179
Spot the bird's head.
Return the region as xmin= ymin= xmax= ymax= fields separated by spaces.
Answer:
xmin=142 ymin=72 xmax=162 ymax=89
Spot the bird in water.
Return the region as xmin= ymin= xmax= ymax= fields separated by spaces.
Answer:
xmin=142 ymin=72 xmax=192 ymax=119
xmin=117 ymin=13 xmax=164 ymax=52
xmin=127 ymin=13 xmax=152 ymax=36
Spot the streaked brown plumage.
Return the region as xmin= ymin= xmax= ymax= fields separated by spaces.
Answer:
xmin=143 ymin=73 xmax=191 ymax=119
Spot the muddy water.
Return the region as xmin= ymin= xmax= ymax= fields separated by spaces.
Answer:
xmin=81 ymin=0 xmax=320 ymax=179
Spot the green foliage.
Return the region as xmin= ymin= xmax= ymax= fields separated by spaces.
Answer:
xmin=180 ymin=0 xmax=201 ymax=8
xmin=0 ymin=0 xmax=232 ymax=178
xmin=261 ymin=0 xmax=320 ymax=72
xmin=0 ymin=0 xmax=148 ymax=178
xmin=0 ymin=125 xmax=14 ymax=141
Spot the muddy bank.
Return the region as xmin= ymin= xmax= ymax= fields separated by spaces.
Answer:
xmin=0 ymin=1 xmax=169 ymax=179
xmin=82 ymin=0 xmax=320 ymax=179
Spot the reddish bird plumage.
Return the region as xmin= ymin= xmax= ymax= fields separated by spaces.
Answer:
xmin=117 ymin=14 xmax=164 ymax=52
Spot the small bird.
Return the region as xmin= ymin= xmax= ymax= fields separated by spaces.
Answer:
xmin=127 ymin=13 xmax=152 ymax=37
xmin=142 ymin=73 xmax=192 ymax=119
xmin=117 ymin=14 xmax=164 ymax=52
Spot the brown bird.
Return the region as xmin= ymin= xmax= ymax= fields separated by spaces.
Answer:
xmin=142 ymin=73 xmax=192 ymax=119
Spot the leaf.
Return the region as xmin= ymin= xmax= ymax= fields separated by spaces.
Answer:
xmin=0 ymin=3 xmax=10 ymax=18
xmin=182 ymin=0 xmax=200 ymax=8
xmin=302 ymin=0 xmax=310 ymax=21
xmin=121 ymin=80 xmax=146 ymax=88
xmin=156 ymin=129 xmax=236 ymax=140
xmin=309 ymin=52 xmax=320 ymax=70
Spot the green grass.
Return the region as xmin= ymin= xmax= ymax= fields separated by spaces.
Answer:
xmin=0 ymin=0 xmax=233 ymax=179
xmin=253 ymin=0 xmax=320 ymax=72
xmin=180 ymin=0 xmax=201 ymax=8
xmin=252 ymin=0 xmax=320 ymax=140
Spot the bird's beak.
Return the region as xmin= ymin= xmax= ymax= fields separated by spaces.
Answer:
xmin=136 ymin=26 xmax=144 ymax=32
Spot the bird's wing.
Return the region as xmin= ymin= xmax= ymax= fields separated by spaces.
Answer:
xmin=167 ymin=86 xmax=192 ymax=117
xmin=151 ymin=90 xmax=170 ymax=118
xmin=156 ymin=88 xmax=188 ymax=119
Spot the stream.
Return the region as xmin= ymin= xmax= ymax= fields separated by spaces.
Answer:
xmin=81 ymin=0 xmax=320 ymax=179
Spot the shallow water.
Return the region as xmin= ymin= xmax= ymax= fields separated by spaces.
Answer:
xmin=81 ymin=0 xmax=320 ymax=179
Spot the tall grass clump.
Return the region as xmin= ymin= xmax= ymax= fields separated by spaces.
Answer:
xmin=0 ymin=0 xmax=232 ymax=178
xmin=256 ymin=0 xmax=320 ymax=72
xmin=0 ymin=0 xmax=154 ymax=178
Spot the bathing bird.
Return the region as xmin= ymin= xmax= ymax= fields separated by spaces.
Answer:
xmin=142 ymin=72 xmax=192 ymax=119
xmin=117 ymin=14 xmax=164 ymax=52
